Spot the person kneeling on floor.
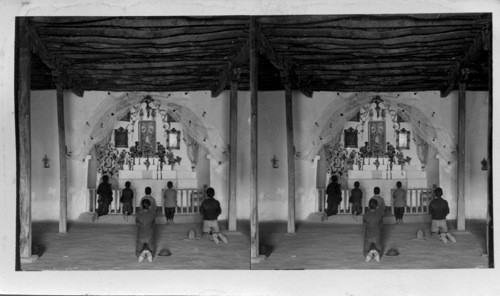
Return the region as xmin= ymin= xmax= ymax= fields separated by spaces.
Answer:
xmin=429 ymin=187 xmax=456 ymax=244
xmin=363 ymin=199 xmax=383 ymax=263
xmin=200 ymin=187 xmax=228 ymax=244
xmin=136 ymin=199 xmax=156 ymax=262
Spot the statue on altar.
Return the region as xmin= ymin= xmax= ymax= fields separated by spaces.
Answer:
xmin=139 ymin=120 xmax=156 ymax=157
xmin=369 ymin=121 xmax=386 ymax=157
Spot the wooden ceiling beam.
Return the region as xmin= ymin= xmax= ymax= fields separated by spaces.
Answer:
xmin=209 ymin=45 xmax=249 ymax=97
xmin=279 ymin=44 xmax=469 ymax=55
xmin=263 ymin=26 xmax=479 ymax=40
xmin=256 ymin=14 xmax=490 ymax=28
xmin=69 ymin=60 xmax=224 ymax=70
xmin=42 ymin=30 xmax=245 ymax=46
xmin=67 ymin=68 xmax=218 ymax=76
xmin=37 ymin=25 xmax=248 ymax=39
xmin=47 ymin=38 xmax=247 ymax=52
xmin=301 ymin=60 xmax=452 ymax=71
xmin=440 ymin=24 xmax=491 ymax=97
xmin=255 ymin=22 xmax=312 ymax=98
xmin=48 ymin=46 xmax=247 ymax=59
xmin=268 ymin=31 xmax=477 ymax=47
xmin=23 ymin=19 xmax=84 ymax=97
xmin=32 ymin=16 xmax=248 ymax=28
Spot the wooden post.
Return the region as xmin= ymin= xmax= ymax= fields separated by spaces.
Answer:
xmin=457 ymin=75 xmax=467 ymax=231
xmin=228 ymin=68 xmax=240 ymax=232
xmin=249 ymin=17 xmax=260 ymax=262
xmin=486 ymin=46 xmax=493 ymax=267
xmin=56 ymin=82 xmax=68 ymax=233
xmin=18 ymin=43 xmax=37 ymax=262
xmin=283 ymin=78 xmax=296 ymax=233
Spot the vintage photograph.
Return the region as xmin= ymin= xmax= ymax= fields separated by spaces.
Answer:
xmin=1 ymin=1 xmax=498 ymax=295
xmin=16 ymin=12 xmax=492 ymax=271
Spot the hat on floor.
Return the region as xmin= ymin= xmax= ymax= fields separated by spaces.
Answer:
xmin=417 ymin=229 xmax=425 ymax=239
xmin=385 ymin=248 xmax=399 ymax=256
xmin=188 ymin=230 xmax=196 ymax=239
xmin=158 ymin=249 xmax=172 ymax=256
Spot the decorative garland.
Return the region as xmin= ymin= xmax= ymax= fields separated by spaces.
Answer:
xmin=97 ymin=143 xmax=120 ymax=179
xmin=326 ymin=144 xmax=358 ymax=177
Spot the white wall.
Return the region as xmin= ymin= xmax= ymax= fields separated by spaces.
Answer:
xmin=465 ymin=91 xmax=489 ymax=219
xmin=30 ymin=90 xmax=60 ymax=220
xmin=29 ymin=89 xmax=489 ymax=222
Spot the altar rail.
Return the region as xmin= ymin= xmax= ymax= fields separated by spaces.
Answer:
xmin=88 ymin=188 xmax=207 ymax=215
xmin=317 ymin=188 xmax=434 ymax=215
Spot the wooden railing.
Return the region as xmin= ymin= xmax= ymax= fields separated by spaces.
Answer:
xmin=391 ymin=188 xmax=434 ymax=215
xmin=161 ymin=188 xmax=207 ymax=215
xmin=317 ymin=188 xmax=434 ymax=215
xmin=88 ymin=188 xmax=206 ymax=215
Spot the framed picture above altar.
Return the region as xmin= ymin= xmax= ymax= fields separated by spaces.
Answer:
xmin=167 ymin=128 xmax=181 ymax=150
xmin=139 ymin=121 xmax=156 ymax=157
xmin=369 ymin=121 xmax=386 ymax=157
xmin=114 ymin=127 xmax=128 ymax=148
xmin=344 ymin=127 xmax=358 ymax=148
xmin=396 ymin=128 xmax=410 ymax=150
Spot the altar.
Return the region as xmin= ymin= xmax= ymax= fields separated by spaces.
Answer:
xmin=117 ymin=158 xmax=197 ymax=207
xmin=347 ymin=157 xmax=427 ymax=206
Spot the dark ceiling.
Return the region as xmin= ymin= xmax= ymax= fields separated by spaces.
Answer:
xmin=22 ymin=14 xmax=491 ymax=98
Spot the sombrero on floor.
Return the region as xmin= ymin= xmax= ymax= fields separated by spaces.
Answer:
xmin=157 ymin=249 xmax=172 ymax=256
xmin=385 ymin=248 xmax=399 ymax=256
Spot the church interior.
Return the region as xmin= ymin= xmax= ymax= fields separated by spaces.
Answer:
xmin=13 ymin=13 xmax=493 ymax=272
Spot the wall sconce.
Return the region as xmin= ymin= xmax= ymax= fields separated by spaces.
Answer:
xmin=271 ymin=155 xmax=279 ymax=169
xmin=42 ymin=154 xmax=50 ymax=168
xmin=481 ymin=158 xmax=488 ymax=171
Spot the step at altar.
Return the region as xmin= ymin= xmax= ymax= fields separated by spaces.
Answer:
xmin=307 ymin=212 xmax=431 ymax=224
xmin=78 ymin=212 xmax=203 ymax=225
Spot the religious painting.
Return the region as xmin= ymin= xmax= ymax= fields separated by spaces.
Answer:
xmin=139 ymin=121 xmax=156 ymax=157
xmin=349 ymin=112 xmax=360 ymax=122
xmin=167 ymin=113 xmax=178 ymax=123
xmin=119 ymin=111 xmax=131 ymax=122
xmin=344 ymin=127 xmax=358 ymax=148
xmin=166 ymin=128 xmax=181 ymax=150
xmin=396 ymin=128 xmax=411 ymax=150
xmin=369 ymin=121 xmax=386 ymax=157
xmin=114 ymin=127 xmax=129 ymax=148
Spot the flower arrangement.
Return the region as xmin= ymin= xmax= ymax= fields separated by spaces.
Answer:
xmin=129 ymin=141 xmax=142 ymax=159
xmin=346 ymin=150 xmax=357 ymax=170
xmin=166 ymin=149 xmax=182 ymax=169
xmin=143 ymin=158 xmax=151 ymax=170
xmin=326 ymin=144 xmax=360 ymax=178
xmin=396 ymin=149 xmax=412 ymax=166
xmin=356 ymin=155 xmax=363 ymax=170
xmin=385 ymin=142 xmax=396 ymax=165
xmin=155 ymin=142 xmax=167 ymax=169
xmin=116 ymin=150 xmax=128 ymax=170
xmin=97 ymin=143 xmax=119 ymax=178
xmin=142 ymin=142 xmax=154 ymax=158
xmin=359 ymin=142 xmax=372 ymax=159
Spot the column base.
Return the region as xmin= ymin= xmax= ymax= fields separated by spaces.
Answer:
xmin=21 ymin=255 xmax=39 ymax=263
xmin=251 ymin=255 xmax=267 ymax=264
xmin=285 ymin=232 xmax=296 ymax=236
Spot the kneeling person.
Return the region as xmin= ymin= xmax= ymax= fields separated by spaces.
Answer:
xmin=136 ymin=199 xmax=156 ymax=262
xmin=200 ymin=187 xmax=228 ymax=244
xmin=363 ymin=199 xmax=383 ymax=263
xmin=429 ymin=187 xmax=456 ymax=243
